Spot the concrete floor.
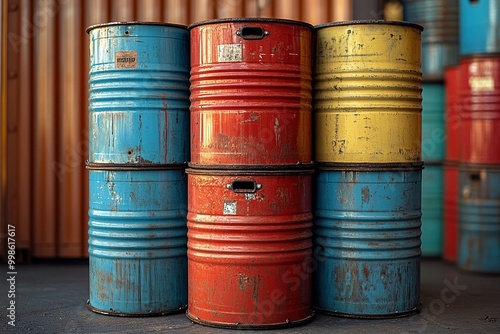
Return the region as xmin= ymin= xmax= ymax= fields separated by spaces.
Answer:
xmin=1 ymin=259 xmax=499 ymax=334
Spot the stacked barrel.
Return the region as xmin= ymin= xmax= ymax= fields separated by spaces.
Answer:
xmin=313 ymin=21 xmax=423 ymax=318
xmin=186 ymin=18 xmax=315 ymax=328
xmin=457 ymin=0 xmax=500 ymax=273
xmin=403 ymin=0 xmax=459 ymax=258
xmin=86 ymin=22 xmax=190 ymax=315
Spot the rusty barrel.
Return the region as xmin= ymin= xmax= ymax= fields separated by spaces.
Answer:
xmin=403 ymin=0 xmax=459 ymax=81
xmin=188 ymin=18 xmax=313 ymax=169
xmin=458 ymin=165 xmax=500 ymax=273
xmin=313 ymin=163 xmax=422 ymax=318
xmin=314 ymin=20 xmax=423 ymax=164
xmin=444 ymin=66 xmax=460 ymax=162
xmin=186 ymin=168 xmax=314 ymax=328
xmin=421 ymin=164 xmax=444 ymax=257
xmin=87 ymin=22 xmax=190 ymax=165
xmin=87 ymin=167 xmax=188 ymax=315
xmin=421 ymin=83 xmax=445 ymax=162
xmin=443 ymin=162 xmax=459 ymax=263
xmin=459 ymin=0 xmax=500 ymax=55
xmin=459 ymin=55 xmax=500 ymax=165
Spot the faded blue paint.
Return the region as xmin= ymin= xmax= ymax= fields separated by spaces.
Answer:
xmin=421 ymin=84 xmax=445 ymax=162
xmin=87 ymin=168 xmax=187 ymax=315
xmin=403 ymin=0 xmax=459 ymax=80
xmin=313 ymin=167 xmax=422 ymax=317
xmin=421 ymin=164 xmax=444 ymax=257
xmin=458 ymin=166 xmax=500 ymax=273
xmin=87 ymin=23 xmax=190 ymax=165
xmin=459 ymin=0 xmax=500 ymax=55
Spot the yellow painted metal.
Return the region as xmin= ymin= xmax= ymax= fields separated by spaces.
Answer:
xmin=314 ymin=21 xmax=423 ymax=163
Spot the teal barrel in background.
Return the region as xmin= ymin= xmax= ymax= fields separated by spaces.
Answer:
xmin=459 ymin=0 xmax=500 ymax=55
xmin=421 ymin=83 xmax=445 ymax=162
xmin=87 ymin=22 xmax=190 ymax=165
xmin=87 ymin=168 xmax=188 ymax=315
xmin=458 ymin=165 xmax=500 ymax=273
xmin=313 ymin=163 xmax=422 ymax=318
xmin=403 ymin=0 xmax=459 ymax=81
xmin=421 ymin=164 xmax=444 ymax=257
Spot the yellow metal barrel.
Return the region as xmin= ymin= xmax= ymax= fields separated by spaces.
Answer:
xmin=314 ymin=21 xmax=423 ymax=163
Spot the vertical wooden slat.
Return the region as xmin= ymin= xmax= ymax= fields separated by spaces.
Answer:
xmin=332 ymin=0 xmax=352 ymax=21
xmin=57 ymin=0 xmax=83 ymax=258
xmin=190 ymin=0 xmax=215 ymax=23
xmin=33 ymin=0 xmax=58 ymax=258
xmin=0 ymin=0 xmax=7 ymax=260
xmin=245 ymin=0 xmax=273 ymax=17
xmin=111 ymin=0 xmax=135 ymax=21
xmin=216 ymin=0 xmax=243 ymax=18
xmin=163 ymin=0 xmax=189 ymax=25
xmin=302 ymin=0 xmax=329 ymax=25
xmin=137 ymin=0 xmax=162 ymax=21
xmin=274 ymin=0 xmax=300 ymax=20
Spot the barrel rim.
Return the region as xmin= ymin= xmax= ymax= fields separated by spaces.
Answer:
xmin=315 ymin=162 xmax=424 ymax=171
xmin=188 ymin=162 xmax=315 ymax=170
xmin=86 ymin=162 xmax=187 ymax=170
xmin=459 ymin=53 xmax=500 ymax=61
xmin=188 ymin=17 xmax=314 ymax=30
xmin=457 ymin=163 xmax=500 ymax=171
xmin=314 ymin=20 xmax=423 ymax=31
xmin=185 ymin=168 xmax=315 ymax=176
xmin=86 ymin=21 xmax=188 ymax=34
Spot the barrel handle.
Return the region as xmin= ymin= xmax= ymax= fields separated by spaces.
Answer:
xmin=226 ymin=180 xmax=262 ymax=193
xmin=236 ymin=26 xmax=269 ymax=40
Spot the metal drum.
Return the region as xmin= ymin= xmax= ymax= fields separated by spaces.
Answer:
xmin=87 ymin=22 xmax=190 ymax=165
xmin=459 ymin=56 xmax=500 ymax=165
xmin=186 ymin=168 xmax=314 ymax=328
xmin=444 ymin=66 xmax=460 ymax=162
xmin=421 ymin=83 xmax=445 ymax=162
xmin=421 ymin=164 xmax=444 ymax=257
xmin=189 ymin=18 xmax=313 ymax=169
xmin=403 ymin=0 xmax=459 ymax=81
xmin=314 ymin=21 xmax=423 ymax=163
xmin=87 ymin=168 xmax=187 ymax=315
xmin=313 ymin=163 xmax=422 ymax=318
xmin=459 ymin=0 xmax=500 ymax=55
xmin=443 ymin=162 xmax=459 ymax=263
xmin=458 ymin=165 xmax=500 ymax=273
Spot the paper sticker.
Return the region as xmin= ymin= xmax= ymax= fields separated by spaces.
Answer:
xmin=218 ymin=44 xmax=242 ymax=62
xmin=115 ymin=50 xmax=138 ymax=69
xmin=223 ymin=201 xmax=237 ymax=215
xmin=469 ymin=76 xmax=494 ymax=92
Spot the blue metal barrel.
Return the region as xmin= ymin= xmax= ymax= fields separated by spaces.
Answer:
xmin=458 ymin=165 xmax=500 ymax=273
xmin=421 ymin=164 xmax=444 ymax=257
xmin=460 ymin=0 xmax=500 ymax=55
xmin=403 ymin=0 xmax=459 ymax=81
xmin=87 ymin=168 xmax=187 ymax=315
xmin=421 ymin=83 xmax=445 ymax=162
xmin=313 ymin=163 xmax=422 ymax=318
xmin=87 ymin=22 xmax=190 ymax=165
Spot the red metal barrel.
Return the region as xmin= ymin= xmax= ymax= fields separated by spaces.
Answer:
xmin=459 ymin=56 xmax=500 ymax=165
xmin=189 ymin=18 xmax=313 ymax=169
xmin=444 ymin=66 xmax=460 ymax=162
xmin=186 ymin=168 xmax=314 ymax=328
xmin=443 ymin=162 xmax=459 ymax=263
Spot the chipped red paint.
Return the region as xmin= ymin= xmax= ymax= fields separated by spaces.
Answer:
xmin=444 ymin=66 xmax=460 ymax=162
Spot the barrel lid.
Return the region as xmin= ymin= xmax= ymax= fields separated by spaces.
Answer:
xmin=86 ymin=21 xmax=187 ymax=34
xmin=314 ymin=20 xmax=423 ymax=32
xmin=188 ymin=17 xmax=313 ymax=30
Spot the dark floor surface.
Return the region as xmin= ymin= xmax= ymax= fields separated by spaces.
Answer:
xmin=1 ymin=259 xmax=499 ymax=334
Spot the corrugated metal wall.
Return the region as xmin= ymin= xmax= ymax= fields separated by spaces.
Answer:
xmin=2 ymin=0 xmax=358 ymax=260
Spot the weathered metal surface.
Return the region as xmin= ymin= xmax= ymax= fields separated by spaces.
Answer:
xmin=459 ymin=0 xmax=500 ymax=55
xmin=87 ymin=168 xmax=188 ymax=315
xmin=402 ymin=0 xmax=459 ymax=81
xmin=421 ymin=83 xmax=445 ymax=162
xmin=444 ymin=65 xmax=460 ymax=162
xmin=313 ymin=163 xmax=422 ymax=317
xmin=314 ymin=21 xmax=423 ymax=163
xmin=189 ymin=18 xmax=313 ymax=168
xmin=87 ymin=22 xmax=190 ymax=165
xmin=186 ymin=168 xmax=314 ymax=328
xmin=459 ymin=56 xmax=500 ymax=165
xmin=458 ymin=165 xmax=500 ymax=273
xmin=443 ymin=162 xmax=459 ymax=263
xmin=421 ymin=164 xmax=444 ymax=257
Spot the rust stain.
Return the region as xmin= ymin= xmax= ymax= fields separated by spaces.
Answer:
xmin=238 ymin=273 xmax=250 ymax=290
xmin=361 ymin=186 xmax=370 ymax=204
xmin=162 ymin=96 xmax=168 ymax=162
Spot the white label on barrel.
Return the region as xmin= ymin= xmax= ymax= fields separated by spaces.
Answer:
xmin=223 ymin=200 xmax=237 ymax=215
xmin=115 ymin=50 xmax=138 ymax=68
xmin=218 ymin=44 xmax=242 ymax=62
xmin=469 ymin=76 xmax=494 ymax=92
